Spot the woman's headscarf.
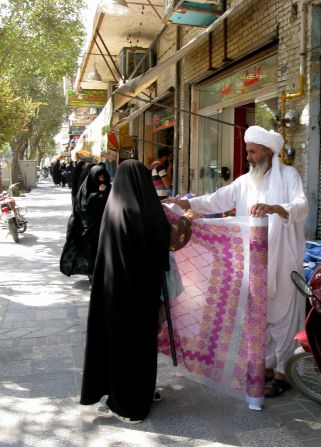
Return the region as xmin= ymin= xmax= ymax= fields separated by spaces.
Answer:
xmin=76 ymin=162 xmax=96 ymax=195
xmin=71 ymin=160 xmax=86 ymax=199
xmin=102 ymin=159 xmax=170 ymax=272
xmin=75 ymin=165 xmax=111 ymax=242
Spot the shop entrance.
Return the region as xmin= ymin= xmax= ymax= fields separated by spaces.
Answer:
xmin=233 ymin=102 xmax=255 ymax=179
xmin=152 ymin=125 xmax=174 ymax=153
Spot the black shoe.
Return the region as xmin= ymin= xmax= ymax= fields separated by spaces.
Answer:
xmin=153 ymin=391 xmax=163 ymax=402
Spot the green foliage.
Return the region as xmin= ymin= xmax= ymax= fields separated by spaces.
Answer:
xmin=0 ymin=76 xmax=38 ymax=152
xmin=0 ymin=0 xmax=86 ymax=161
xmin=0 ymin=0 xmax=85 ymax=81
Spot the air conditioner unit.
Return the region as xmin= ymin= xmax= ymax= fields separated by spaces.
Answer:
xmin=118 ymin=47 xmax=155 ymax=80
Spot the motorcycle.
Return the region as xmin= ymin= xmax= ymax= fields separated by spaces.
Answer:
xmin=0 ymin=185 xmax=27 ymax=243
xmin=285 ymin=268 xmax=321 ymax=403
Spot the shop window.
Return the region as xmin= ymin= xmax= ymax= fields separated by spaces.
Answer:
xmin=198 ymin=112 xmax=223 ymax=195
xmin=255 ymin=97 xmax=278 ymax=130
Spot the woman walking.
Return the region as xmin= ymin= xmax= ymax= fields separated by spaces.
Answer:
xmin=60 ymin=164 xmax=111 ymax=281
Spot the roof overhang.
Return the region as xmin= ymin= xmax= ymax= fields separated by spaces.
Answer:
xmin=75 ymin=1 xmax=164 ymax=91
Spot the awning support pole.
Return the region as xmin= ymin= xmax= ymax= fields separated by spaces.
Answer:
xmin=94 ymin=37 xmax=118 ymax=83
xmin=96 ymin=30 xmax=124 ymax=81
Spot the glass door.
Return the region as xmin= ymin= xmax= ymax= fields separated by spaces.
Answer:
xmin=198 ymin=111 xmax=223 ymax=194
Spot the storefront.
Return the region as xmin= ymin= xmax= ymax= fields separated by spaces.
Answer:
xmin=143 ymin=92 xmax=175 ymax=167
xmin=70 ymin=97 xmax=134 ymax=178
xmin=192 ymin=50 xmax=278 ymax=195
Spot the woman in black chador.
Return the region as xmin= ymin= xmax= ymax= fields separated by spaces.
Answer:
xmin=70 ymin=160 xmax=85 ymax=205
xmin=60 ymin=164 xmax=111 ymax=280
xmin=80 ymin=159 xmax=194 ymax=424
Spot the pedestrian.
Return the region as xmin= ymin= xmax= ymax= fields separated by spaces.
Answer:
xmin=80 ymin=159 xmax=194 ymax=423
xmin=70 ymin=160 xmax=85 ymax=206
xmin=77 ymin=161 xmax=96 ymax=191
xmin=51 ymin=159 xmax=61 ymax=185
xmin=150 ymin=147 xmax=172 ymax=199
xmin=60 ymin=164 xmax=111 ymax=282
xmin=65 ymin=162 xmax=74 ymax=188
xmin=59 ymin=162 xmax=67 ymax=187
xmin=171 ymin=125 xmax=309 ymax=398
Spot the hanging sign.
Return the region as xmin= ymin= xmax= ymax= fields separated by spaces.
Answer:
xmin=199 ymin=54 xmax=277 ymax=107
xmin=66 ymin=89 xmax=108 ymax=107
xmin=152 ymin=109 xmax=175 ymax=132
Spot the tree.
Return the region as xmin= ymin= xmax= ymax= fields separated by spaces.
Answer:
xmin=0 ymin=0 xmax=86 ymax=186
xmin=0 ymin=76 xmax=37 ymax=151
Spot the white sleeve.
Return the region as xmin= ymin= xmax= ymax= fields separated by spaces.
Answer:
xmin=189 ymin=182 xmax=237 ymax=214
xmin=279 ymin=169 xmax=309 ymax=225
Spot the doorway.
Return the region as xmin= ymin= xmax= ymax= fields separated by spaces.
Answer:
xmin=234 ymin=102 xmax=255 ymax=179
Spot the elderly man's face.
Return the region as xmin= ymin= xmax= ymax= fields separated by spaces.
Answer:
xmin=246 ymin=143 xmax=272 ymax=170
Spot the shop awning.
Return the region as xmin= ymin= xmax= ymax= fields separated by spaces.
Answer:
xmin=71 ymin=145 xmax=92 ymax=161
xmin=112 ymin=0 xmax=247 ymax=112
xmin=108 ymin=124 xmax=134 ymax=148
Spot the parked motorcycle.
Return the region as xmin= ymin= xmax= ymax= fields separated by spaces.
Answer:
xmin=0 ymin=185 xmax=27 ymax=243
xmin=285 ymin=268 xmax=321 ymax=403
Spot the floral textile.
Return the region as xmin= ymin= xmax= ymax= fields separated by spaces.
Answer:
xmin=158 ymin=209 xmax=268 ymax=409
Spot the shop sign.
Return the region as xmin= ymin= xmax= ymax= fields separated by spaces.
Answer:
xmin=66 ymin=89 xmax=108 ymax=107
xmin=152 ymin=109 xmax=175 ymax=132
xmin=163 ymin=0 xmax=223 ymax=27
xmin=69 ymin=126 xmax=85 ymax=135
xmin=200 ymin=54 xmax=277 ymax=106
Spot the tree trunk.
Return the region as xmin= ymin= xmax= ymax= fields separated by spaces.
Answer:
xmin=0 ymin=163 xmax=3 ymax=192
xmin=11 ymin=135 xmax=27 ymax=188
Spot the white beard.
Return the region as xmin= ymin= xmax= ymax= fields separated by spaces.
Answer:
xmin=248 ymin=157 xmax=269 ymax=188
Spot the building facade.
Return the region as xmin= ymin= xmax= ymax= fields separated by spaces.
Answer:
xmin=148 ymin=0 xmax=321 ymax=239
xmin=75 ymin=0 xmax=321 ymax=238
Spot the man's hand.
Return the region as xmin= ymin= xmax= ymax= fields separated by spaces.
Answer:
xmin=183 ymin=209 xmax=203 ymax=221
xmin=250 ymin=203 xmax=288 ymax=219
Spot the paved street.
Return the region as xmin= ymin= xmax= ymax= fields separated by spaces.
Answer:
xmin=0 ymin=179 xmax=321 ymax=447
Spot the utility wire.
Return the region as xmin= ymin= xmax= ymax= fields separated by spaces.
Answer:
xmin=113 ymin=91 xmax=246 ymax=130
xmin=106 ymin=128 xmax=180 ymax=152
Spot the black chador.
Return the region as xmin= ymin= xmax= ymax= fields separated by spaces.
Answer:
xmin=80 ymin=160 xmax=170 ymax=421
xmin=60 ymin=164 xmax=111 ymax=277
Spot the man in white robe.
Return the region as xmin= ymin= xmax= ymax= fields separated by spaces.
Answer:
xmin=173 ymin=125 xmax=309 ymax=397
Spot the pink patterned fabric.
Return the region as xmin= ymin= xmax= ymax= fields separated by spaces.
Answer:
xmin=158 ymin=209 xmax=268 ymax=409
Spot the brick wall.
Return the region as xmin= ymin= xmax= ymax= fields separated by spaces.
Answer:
xmin=154 ymin=0 xmax=320 ymax=229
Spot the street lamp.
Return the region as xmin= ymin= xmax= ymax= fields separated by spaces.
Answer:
xmin=100 ymin=0 xmax=130 ymax=16
xmin=87 ymin=64 xmax=103 ymax=82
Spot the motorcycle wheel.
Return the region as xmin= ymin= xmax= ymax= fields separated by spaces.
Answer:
xmin=15 ymin=210 xmax=27 ymax=233
xmin=285 ymin=351 xmax=321 ymax=404
xmin=8 ymin=219 xmax=19 ymax=243
xmin=17 ymin=221 xmax=27 ymax=233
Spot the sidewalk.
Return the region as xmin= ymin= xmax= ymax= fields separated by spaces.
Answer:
xmin=0 ymin=179 xmax=320 ymax=447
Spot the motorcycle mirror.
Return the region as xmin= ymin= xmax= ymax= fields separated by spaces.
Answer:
xmin=291 ymin=271 xmax=314 ymax=298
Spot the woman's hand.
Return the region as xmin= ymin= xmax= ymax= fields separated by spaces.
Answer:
xmin=99 ymin=184 xmax=107 ymax=191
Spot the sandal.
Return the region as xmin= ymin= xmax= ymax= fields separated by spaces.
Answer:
xmin=264 ymin=378 xmax=291 ymax=398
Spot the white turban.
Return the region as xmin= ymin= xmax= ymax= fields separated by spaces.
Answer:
xmin=244 ymin=125 xmax=284 ymax=154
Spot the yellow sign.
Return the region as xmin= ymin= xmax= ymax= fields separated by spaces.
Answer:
xmin=66 ymin=90 xmax=108 ymax=107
